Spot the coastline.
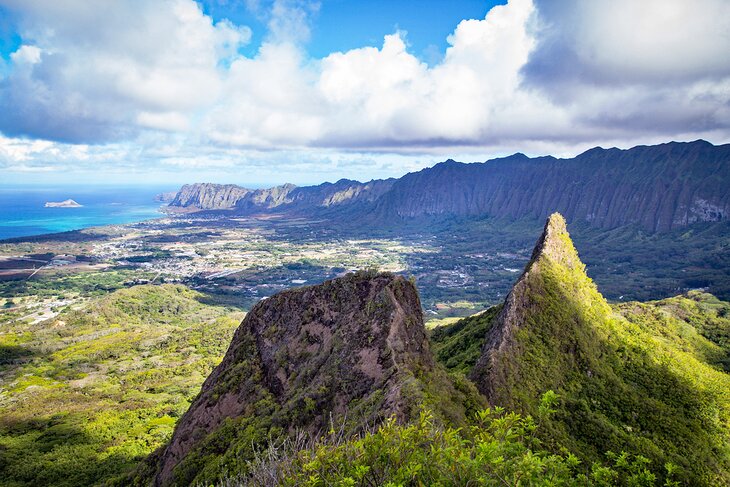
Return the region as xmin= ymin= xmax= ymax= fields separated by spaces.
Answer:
xmin=0 ymin=186 xmax=175 ymax=241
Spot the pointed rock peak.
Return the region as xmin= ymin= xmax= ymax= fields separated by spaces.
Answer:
xmin=437 ymin=159 xmax=461 ymax=169
xmin=469 ymin=212 xmax=610 ymax=405
xmin=527 ymin=212 xmax=581 ymax=270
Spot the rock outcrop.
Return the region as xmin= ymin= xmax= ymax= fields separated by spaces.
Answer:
xmin=168 ymin=183 xmax=255 ymax=210
xmin=151 ymin=271 xmax=476 ymax=486
xmin=44 ymin=199 xmax=82 ymax=208
xmin=153 ymin=191 xmax=178 ymax=203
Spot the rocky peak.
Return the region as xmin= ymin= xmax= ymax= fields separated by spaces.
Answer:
xmin=153 ymin=271 xmax=439 ymax=485
xmin=526 ymin=213 xmax=581 ymax=269
xmin=169 ymin=183 xmax=251 ymax=210
xmin=469 ymin=212 xmax=611 ymax=405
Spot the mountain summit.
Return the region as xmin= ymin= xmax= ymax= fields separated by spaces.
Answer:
xmin=148 ymin=271 xmax=479 ymax=486
xmin=469 ymin=212 xmax=606 ymax=404
xmin=463 ymin=212 xmax=730 ymax=485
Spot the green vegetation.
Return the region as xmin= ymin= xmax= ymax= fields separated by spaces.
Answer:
xmin=615 ymin=290 xmax=730 ymax=372
xmin=571 ymin=220 xmax=730 ymax=302
xmin=231 ymin=397 xmax=675 ymax=486
xmin=0 ymin=269 xmax=153 ymax=300
xmin=429 ymin=304 xmax=502 ymax=374
xmin=432 ymin=216 xmax=730 ymax=486
xmin=0 ymin=284 xmax=242 ymax=487
xmin=0 ymin=213 xmax=727 ymax=486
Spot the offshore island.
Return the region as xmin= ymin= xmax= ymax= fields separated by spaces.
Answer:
xmin=44 ymin=199 xmax=83 ymax=208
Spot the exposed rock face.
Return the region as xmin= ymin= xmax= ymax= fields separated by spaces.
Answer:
xmin=372 ymin=140 xmax=730 ymax=232
xmin=166 ymin=178 xmax=395 ymax=214
xmin=166 ymin=140 xmax=729 ymax=232
xmin=153 ymin=191 xmax=178 ymax=203
xmin=287 ymin=178 xmax=395 ymax=211
xmin=169 ymin=183 xmax=253 ymax=210
xmin=153 ymin=272 xmax=443 ymax=486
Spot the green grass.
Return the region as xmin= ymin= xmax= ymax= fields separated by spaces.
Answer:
xmin=429 ymin=304 xmax=502 ymax=374
xmin=0 ymin=284 xmax=243 ymax=487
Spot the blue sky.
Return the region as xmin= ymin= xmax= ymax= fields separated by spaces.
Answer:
xmin=0 ymin=0 xmax=728 ymax=186
xmin=199 ymin=1 xmax=504 ymax=62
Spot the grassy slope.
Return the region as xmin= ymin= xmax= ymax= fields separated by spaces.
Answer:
xmin=429 ymin=304 xmax=502 ymax=375
xmin=0 ymin=284 xmax=243 ymax=487
xmin=431 ymin=221 xmax=730 ymax=485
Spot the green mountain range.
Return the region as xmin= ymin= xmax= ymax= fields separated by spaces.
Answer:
xmin=166 ymin=140 xmax=730 ymax=234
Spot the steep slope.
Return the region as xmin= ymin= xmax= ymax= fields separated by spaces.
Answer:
xmin=168 ymin=140 xmax=729 ymax=231
xmin=372 ymin=140 xmax=730 ymax=232
xmin=452 ymin=213 xmax=730 ymax=485
xmin=167 ymin=178 xmax=394 ymax=214
xmin=146 ymin=271 xmax=481 ymax=486
xmin=169 ymin=183 xmax=253 ymax=210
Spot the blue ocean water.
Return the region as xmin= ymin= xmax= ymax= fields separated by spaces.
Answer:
xmin=0 ymin=186 xmax=175 ymax=240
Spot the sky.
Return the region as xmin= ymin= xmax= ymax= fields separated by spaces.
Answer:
xmin=0 ymin=0 xmax=729 ymax=187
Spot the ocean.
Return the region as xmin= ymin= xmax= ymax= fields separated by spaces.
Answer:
xmin=0 ymin=186 xmax=175 ymax=240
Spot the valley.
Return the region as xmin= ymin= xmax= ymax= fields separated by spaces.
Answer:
xmin=0 ymin=214 xmax=534 ymax=327
xmin=0 ymin=212 xmax=728 ymax=486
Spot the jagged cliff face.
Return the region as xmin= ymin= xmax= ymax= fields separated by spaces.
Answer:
xmin=168 ymin=183 xmax=301 ymax=211
xmin=169 ymin=183 xmax=253 ymax=210
xmin=372 ymin=140 xmax=730 ymax=232
xmin=167 ymin=140 xmax=729 ymax=232
xmin=151 ymin=271 xmax=478 ymax=486
xmin=167 ymin=178 xmax=395 ymax=214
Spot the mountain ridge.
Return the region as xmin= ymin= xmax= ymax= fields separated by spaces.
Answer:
xmin=166 ymin=140 xmax=730 ymax=232
xmin=432 ymin=212 xmax=730 ymax=485
xmin=167 ymin=178 xmax=395 ymax=214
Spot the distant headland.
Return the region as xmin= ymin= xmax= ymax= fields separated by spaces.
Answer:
xmin=44 ymin=199 xmax=83 ymax=208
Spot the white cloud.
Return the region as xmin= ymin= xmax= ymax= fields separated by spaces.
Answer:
xmin=199 ymin=0 xmax=730 ymax=151
xmin=0 ymin=0 xmax=251 ymax=142
xmin=9 ymin=45 xmax=41 ymax=64
xmin=0 ymin=0 xmax=729 ymax=181
xmin=526 ymin=0 xmax=730 ymax=87
xmin=267 ymin=0 xmax=320 ymax=44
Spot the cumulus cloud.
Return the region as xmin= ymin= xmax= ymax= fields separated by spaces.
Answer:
xmin=521 ymin=0 xmax=730 ymax=137
xmin=200 ymin=0 xmax=730 ymax=151
xmin=0 ymin=0 xmax=729 ymax=179
xmin=526 ymin=0 xmax=730 ymax=87
xmin=267 ymin=0 xmax=320 ymax=44
xmin=0 ymin=0 xmax=250 ymax=142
